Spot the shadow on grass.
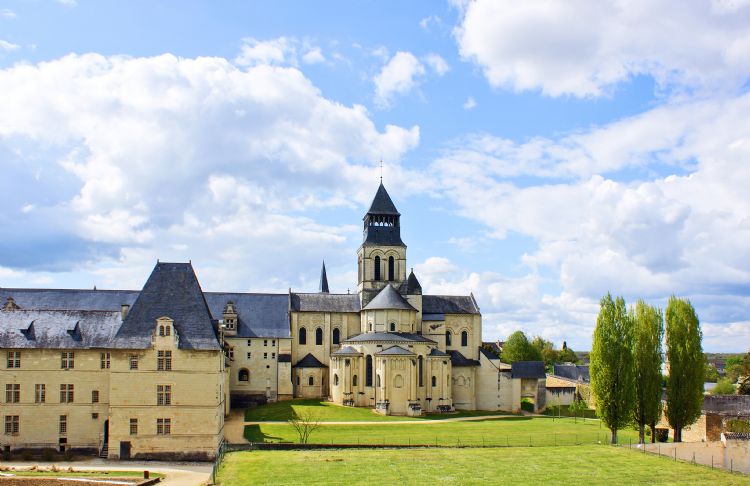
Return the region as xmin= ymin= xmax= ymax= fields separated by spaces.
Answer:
xmin=245 ymin=399 xmax=326 ymax=421
xmin=244 ymin=425 xmax=286 ymax=443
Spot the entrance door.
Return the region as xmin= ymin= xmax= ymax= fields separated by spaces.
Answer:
xmin=103 ymin=420 xmax=109 ymax=443
xmin=119 ymin=441 xmax=131 ymax=459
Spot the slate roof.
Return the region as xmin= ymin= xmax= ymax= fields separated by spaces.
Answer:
xmin=0 ymin=309 xmax=121 ymax=349
xmin=479 ymin=347 xmax=501 ymax=361
xmin=0 ymin=288 xmax=139 ymax=311
xmin=422 ymin=295 xmax=480 ymax=314
xmin=294 ymin=353 xmax=327 ymax=368
xmin=319 ymin=261 xmax=329 ymax=293
xmin=344 ymin=332 xmax=435 ymax=343
xmin=278 ymin=353 xmax=292 ymax=363
xmin=363 ymin=284 xmax=416 ymax=311
xmin=422 ymin=313 xmax=445 ymax=321
xmin=291 ymin=293 xmax=360 ymax=313
xmin=449 ymin=350 xmax=480 ymax=367
xmin=331 ymin=346 xmax=362 ymax=356
xmin=377 ymin=345 xmax=415 ymax=356
xmin=512 ymin=361 xmax=546 ymax=379
xmin=204 ymin=292 xmax=290 ymax=338
xmin=406 ymin=269 xmax=422 ymax=294
xmin=553 ymin=364 xmax=590 ymax=383
xmin=428 ymin=348 xmax=450 ymax=357
xmin=114 ymin=262 xmax=220 ymax=351
xmin=366 ymin=183 xmax=400 ymax=216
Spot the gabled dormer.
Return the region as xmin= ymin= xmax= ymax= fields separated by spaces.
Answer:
xmin=221 ymin=301 xmax=238 ymax=337
xmin=67 ymin=321 xmax=83 ymax=342
xmin=3 ymin=296 xmax=20 ymax=311
xmin=153 ymin=316 xmax=179 ymax=348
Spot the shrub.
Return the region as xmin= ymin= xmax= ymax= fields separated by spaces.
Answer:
xmin=40 ymin=449 xmax=55 ymax=462
xmin=726 ymin=419 xmax=750 ymax=433
xmin=520 ymin=398 xmax=535 ymax=413
xmin=711 ymin=378 xmax=736 ymax=395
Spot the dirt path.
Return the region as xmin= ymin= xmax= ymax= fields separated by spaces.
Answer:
xmin=1 ymin=460 xmax=212 ymax=486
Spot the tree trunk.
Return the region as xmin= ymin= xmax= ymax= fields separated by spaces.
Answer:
xmin=650 ymin=423 xmax=656 ymax=444
xmin=638 ymin=423 xmax=645 ymax=444
xmin=611 ymin=428 xmax=618 ymax=445
xmin=674 ymin=427 xmax=682 ymax=443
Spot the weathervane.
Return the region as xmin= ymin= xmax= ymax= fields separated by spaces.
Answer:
xmin=379 ymin=159 xmax=383 ymax=182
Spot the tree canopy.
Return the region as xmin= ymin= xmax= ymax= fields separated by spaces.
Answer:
xmin=501 ymin=331 xmax=542 ymax=363
xmin=631 ymin=300 xmax=664 ymax=444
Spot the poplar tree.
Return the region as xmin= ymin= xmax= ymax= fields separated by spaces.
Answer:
xmin=590 ymin=293 xmax=635 ymax=444
xmin=631 ymin=300 xmax=664 ymax=444
xmin=665 ymin=296 xmax=704 ymax=442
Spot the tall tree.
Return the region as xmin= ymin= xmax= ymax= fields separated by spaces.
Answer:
xmin=590 ymin=293 xmax=635 ymax=444
xmin=501 ymin=331 xmax=542 ymax=363
xmin=665 ymin=296 xmax=704 ymax=442
xmin=531 ymin=336 xmax=558 ymax=368
xmin=631 ymin=300 xmax=664 ymax=444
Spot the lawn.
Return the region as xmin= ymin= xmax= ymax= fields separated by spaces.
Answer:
xmin=244 ymin=415 xmax=641 ymax=446
xmin=217 ymin=446 xmax=750 ymax=485
xmin=244 ymin=399 xmax=515 ymax=422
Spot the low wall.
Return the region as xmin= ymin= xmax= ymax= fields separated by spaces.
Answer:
xmin=639 ymin=439 xmax=750 ymax=474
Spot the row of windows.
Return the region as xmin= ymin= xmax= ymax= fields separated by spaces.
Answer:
xmin=5 ymin=351 xmax=175 ymax=371
xmin=4 ymin=416 xmax=172 ymax=437
xmin=372 ymin=255 xmax=397 ymax=281
xmin=298 ymin=327 xmax=340 ymax=345
xmin=5 ymin=383 xmax=172 ymax=406
xmin=333 ymin=356 xmax=427 ymax=388
xmin=246 ymin=339 xmax=276 ymax=347
xmin=333 ymin=373 xmax=440 ymax=388
xmin=445 ymin=330 xmax=469 ymax=347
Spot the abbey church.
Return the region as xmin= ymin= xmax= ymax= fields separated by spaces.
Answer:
xmin=0 ymin=183 xmax=546 ymax=460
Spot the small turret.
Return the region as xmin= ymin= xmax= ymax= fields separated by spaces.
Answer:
xmin=319 ymin=261 xmax=330 ymax=293
xmin=406 ymin=268 xmax=422 ymax=295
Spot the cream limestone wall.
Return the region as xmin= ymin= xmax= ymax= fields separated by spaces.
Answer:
xmin=226 ymin=337 xmax=285 ymax=400
xmin=361 ymin=308 xmax=417 ymax=334
xmin=444 ymin=314 xmax=481 ymax=360
xmin=293 ymin=367 xmax=326 ymax=398
xmin=452 ymin=367 xmax=476 ymax=410
xmin=357 ymin=245 xmax=407 ymax=295
xmin=1 ymin=348 xmax=110 ymax=451
xmin=475 ymin=352 xmax=517 ymax=412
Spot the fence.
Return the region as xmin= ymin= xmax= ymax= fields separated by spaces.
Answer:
xmin=210 ymin=440 xmax=227 ymax=485
xmin=631 ymin=439 xmax=750 ymax=475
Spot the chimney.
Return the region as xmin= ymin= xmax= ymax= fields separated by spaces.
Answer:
xmin=121 ymin=304 xmax=130 ymax=320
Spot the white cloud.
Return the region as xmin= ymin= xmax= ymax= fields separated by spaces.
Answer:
xmin=302 ymin=47 xmax=325 ymax=64
xmin=235 ymin=37 xmax=328 ymax=68
xmin=0 ymin=53 xmax=421 ymax=289
xmin=423 ymin=53 xmax=449 ymax=76
xmin=419 ymin=15 xmax=442 ymax=30
xmin=373 ymin=51 xmax=425 ymax=108
xmin=1 ymin=9 xmax=16 ymax=18
xmin=0 ymin=40 xmax=19 ymax=52
xmin=454 ymin=0 xmax=750 ymax=97
xmin=57 ymin=0 xmax=77 ymax=6
xmin=462 ymin=96 xmax=477 ymax=110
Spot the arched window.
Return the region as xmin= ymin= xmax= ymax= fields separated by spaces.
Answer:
xmin=461 ymin=330 xmax=468 ymax=347
xmin=165 ymin=326 xmax=171 ymax=336
xmin=315 ymin=328 xmax=323 ymax=346
xmin=238 ymin=368 xmax=249 ymax=382
xmin=389 ymin=322 xmax=396 ymax=332
xmin=446 ymin=330 xmax=452 ymax=346
xmin=366 ymin=355 xmax=373 ymax=387
xmin=308 ymin=376 xmax=314 ymax=386
xmin=352 ymin=375 xmax=358 ymax=386
xmin=374 ymin=256 xmax=381 ymax=281
xmin=418 ymin=356 xmax=424 ymax=387
xmin=388 ymin=256 xmax=395 ymax=281
xmin=333 ymin=374 xmax=339 ymax=386
xmin=158 ymin=325 xmax=165 ymax=336
xmin=299 ymin=327 xmax=307 ymax=345
xmin=376 ymin=374 xmax=381 ymax=388
xmin=332 ymin=328 xmax=340 ymax=345
xmin=431 ymin=375 xmax=437 ymax=387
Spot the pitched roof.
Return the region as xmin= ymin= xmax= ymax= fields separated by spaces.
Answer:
xmin=406 ymin=269 xmax=422 ymax=294
xmin=377 ymin=345 xmax=415 ymax=356
xmin=363 ymin=284 xmax=416 ymax=311
xmin=422 ymin=313 xmax=445 ymax=321
xmin=553 ymin=364 xmax=590 ymax=383
xmin=366 ymin=183 xmax=400 ymax=216
xmin=344 ymin=332 xmax=434 ymax=344
xmin=331 ymin=346 xmax=362 ymax=356
xmin=291 ymin=293 xmax=360 ymax=313
xmin=479 ymin=347 xmax=501 ymax=361
xmin=0 ymin=309 xmax=121 ymax=349
xmin=449 ymin=350 xmax=480 ymax=367
xmin=511 ymin=361 xmax=546 ymax=379
xmin=545 ymin=375 xmax=578 ymax=389
xmin=428 ymin=348 xmax=450 ymax=357
xmin=422 ymin=295 xmax=479 ymax=314
xmin=294 ymin=353 xmax=327 ymax=368
xmin=114 ymin=262 xmax=220 ymax=350
xmin=319 ymin=261 xmax=329 ymax=293
xmin=0 ymin=288 xmax=139 ymax=311
xmin=204 ymin=292 xmax=290 ymax=338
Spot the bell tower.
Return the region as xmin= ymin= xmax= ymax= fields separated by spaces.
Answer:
xmin=357 ymin=183 xmax=407 ymax=306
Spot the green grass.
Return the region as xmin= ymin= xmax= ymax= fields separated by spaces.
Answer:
xmin=245 ymin=415 xmax=641 ymax=446
xmin=244 ymin=399 xmax=515 ymax=422
xmin=217 ymin=446 xmax=750 ymax=485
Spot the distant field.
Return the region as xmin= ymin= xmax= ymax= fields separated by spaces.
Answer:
xmin=244 ymin=399 xmax=516 ymax=422
xmin=217 ymin=446 xmax=750 ymax=485
xmin=244 ymin=414 xmax=640 ymax=446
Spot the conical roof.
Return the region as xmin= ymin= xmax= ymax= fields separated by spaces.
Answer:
xmin=319 ymin=261 xmax=329 ymax=293
xmin=406 ymin=268 xmax=422 ymax=294
xmin=366 ymin=183 xmax=400 ymax=216
xmin=363 ymin=284 xmax=415 ymax=311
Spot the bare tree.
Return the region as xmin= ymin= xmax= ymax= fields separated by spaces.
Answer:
xmin=289 ymin=410 xmax=322 ymax=444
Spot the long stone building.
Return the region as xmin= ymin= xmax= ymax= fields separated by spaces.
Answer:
xmin=0 ymin=183 xmax=544 ymax=459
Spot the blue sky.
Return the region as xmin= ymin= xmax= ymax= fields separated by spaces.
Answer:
xmin=1 ymin=0 xmax=749 ymax=351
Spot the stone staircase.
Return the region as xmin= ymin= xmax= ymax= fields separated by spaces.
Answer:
xmin=99 ymin=442 xmax=108 ymax=458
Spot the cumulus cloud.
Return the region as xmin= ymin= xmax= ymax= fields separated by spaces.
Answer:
xmin=424 ymin=53 xmax=449 ymax=76
xmin=454 ymin=0 xmax=750 ymax=97
xmin=1 ymin=9 xmax=16 ymax=18
xmin=373 ymin=52 xmax=448 ymax=108
xmin=0 ymin=39 xmax=19 ymax=51
xmin=235 ymin=37 xmax=328 ymax=67
xmin=462 ymin=96 xmax=477 ymax=110
xmin=0 ymin=53 xmax=420 ymax=288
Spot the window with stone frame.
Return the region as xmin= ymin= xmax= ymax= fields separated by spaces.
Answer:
xmin=59 ymin=415 xmax=67 ymax=435
xmin=100 ymin=352 xmax=110 ymax=369
xmin=157 ymin=350 xmax=172 ymax=371
xmin=129 ymin=418 xmax=138 ymax=435
xmin=129 ymin=354 xmax=139 ymax=370
xmin=461 ymin=330 xmax=468 ymax=347
xmin=5 ymin=384 xmax=20 ymax=403
xmin=4 ymin=415 xmax=19 ymax=435
xmin=60 ymin=384 xmax=74 ymax=403
xmin=332 ymin=328 xmax=340 ymax=345
xmin=91 ymin=390 xmax=99 ymax=403
xmin=156 ymin=418 xmax=171 ymax=435
xmin=61 ymin=351 xmax=74 ymax=369
xmin=315 ymin=328 xmax=323 ymax=345
xmin=6 ymin=351 xmax=20 ymax=369
xmin=35 ymin=384 xmax=45 ymax=403
xmin=157 ymin=385 xmax=172 ymax=406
